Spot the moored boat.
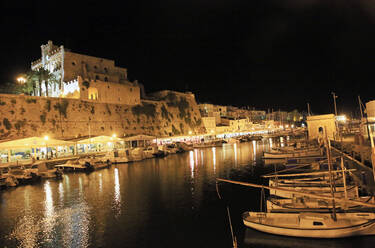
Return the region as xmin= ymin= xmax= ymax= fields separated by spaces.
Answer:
xmin=242 ymin=211 xmax=375 ymax=238
xmin=263 ymin=149 xmax=322 ymax=159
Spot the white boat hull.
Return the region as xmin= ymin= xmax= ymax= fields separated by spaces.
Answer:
xmin=263 ymin=150 xmax=322 ymax=159
xmin=243 ymin=212 xmax=375 ymax=238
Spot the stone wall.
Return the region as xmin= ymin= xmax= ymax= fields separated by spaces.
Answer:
xmin=80 ymin=77 xmax=140 ymax=105
xmin=0 ymin=92 xmax=204 ymax=141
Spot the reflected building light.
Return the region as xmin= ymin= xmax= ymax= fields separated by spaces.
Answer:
xmin=99 ymin=173 xmax=103 ymax=193
xmin=189 ymin=150 xmax=195 ymax=179
xmin=44 ymin=181 xmax=54 ymax=217
xmin=58 ymin=182 xmax=64 ymax=204
xmin=64 ymin=174 xmax=70 ymax=192
xmin=269 ymin=138 xmax=273 ymax=148
xmin=79 ymin=177 xmax=83 ymax=195
xmin=24 ymin=188 xmax=30 ymax=210
xmin=195 ymin=149 xmax=198 ymax=166
xmin=43 ymin=181 xmax=55 ymax=240
xmin=234 ymin=143 xmax=237 ymax=166
xmin=114 ymin=168 xmax=121 ymax=209
xmin=212 ymin=147 xmax=216 ymax=173
xmin=280 ymin=137 xmax=284 ymax=147
xmin=201 ymin=150 xmax=204 ymax=165
xmin=223 ymin=145 xmax=226 ymax=160
xmin=252 ymin=140 xmax=256 ymax=161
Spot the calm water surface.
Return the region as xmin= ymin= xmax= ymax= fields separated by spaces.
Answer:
xmin=1 ymin=139 xmax=375 ymax=248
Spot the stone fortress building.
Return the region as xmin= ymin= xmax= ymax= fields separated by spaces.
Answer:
xmin=31 ymin=40 xmax=140 ymax=105
xmin=0 ymin=41 xmax=205 ymax=140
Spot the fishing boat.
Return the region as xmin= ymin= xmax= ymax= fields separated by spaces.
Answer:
xmin=83 ymin=156 xmax=112 ymax=171
xmin=143 ymin=146 xmax=157 ymax=159
xmin=263 ymin=149 xmax=323 ymax=159
xmin=266 ymin=195 xmax=373 ymax=212
xmin=269 ymin=184 xmax=359 ymax=199
xmin=8 ymin=165 xmax=40 ymax=184
xmin=25 ymin=161 xmax=63 ymax=179
xmin=127 ymin=147 xmax=145 ymax=161
xmin=105 ymin=150 xmax=129 ymax=163
xmin=242 ymin=211 xmax=375 ymax=238
xmin=55 ymin=158 xmax=90 ymax=172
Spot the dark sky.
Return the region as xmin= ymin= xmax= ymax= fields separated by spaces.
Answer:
xmin=1 ymin=0 xmax=374 ymax=116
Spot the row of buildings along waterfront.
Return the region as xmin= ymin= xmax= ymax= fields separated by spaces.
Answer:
xmin=1 ymin=41 xmax=305 ymax=141
xmin=199 ymin=103 xmax=305 ymax=135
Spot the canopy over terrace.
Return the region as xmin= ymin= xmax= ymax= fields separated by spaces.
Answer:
xmin=74 ymin=135 xmax=125 ymax=153
xmin=0 ymin=137 xmax=75 ymax=150
xmin=0 ymin=137 xmax=75 ymax=162
xmin=76 ymin=135 xmax=124 ymax=144
xmin=123 ymin=134 xmax=155 ymax=148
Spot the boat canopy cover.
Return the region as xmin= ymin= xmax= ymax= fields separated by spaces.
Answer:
xmin=0 ymin=137 xmax=75 ymax=149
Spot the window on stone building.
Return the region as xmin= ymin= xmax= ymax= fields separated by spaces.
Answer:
xmin=104 ymin=67 xmax=108 ymax=73
xmin=72 ymin=62 xmax=76 ymax=66
xmin=95 ymin=75 xmax=99 ymax=80
xmin=94 ymin=65 xmax=97 ymax=69
xmin=88 ymin=87 xmax=99 ymax=100
xmin=130 ymin=87 xmax=133 ymax=92
xmin=104 ymin=77 xmax=108 ymax=82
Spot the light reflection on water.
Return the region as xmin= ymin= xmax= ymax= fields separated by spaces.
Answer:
xmin=189 ymin=150 xmax=195 ymax=179
xmin=113 ymin=168 xmax=121 ymax=217
xmin=2 ymin=139 xmax=373 ymax=248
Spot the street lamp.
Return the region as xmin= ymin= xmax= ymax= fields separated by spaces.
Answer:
xmin=17 ymin=76 xmax=26 ymax=84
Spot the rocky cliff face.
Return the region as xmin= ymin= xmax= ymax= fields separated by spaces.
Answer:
xmin=0 ymin=92 xmax=204 ymax=140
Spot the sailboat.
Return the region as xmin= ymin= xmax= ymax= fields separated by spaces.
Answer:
xmin=216 ymin=134 xmax=375 ymax=238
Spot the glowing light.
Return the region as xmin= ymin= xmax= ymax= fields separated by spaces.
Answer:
xmin=112 ymin=134 xmax=117 ymax=138
xmin=114 ymin=168 xmax=121 ymax=210
xmin=336 ymin=115 xmax=347 ymax=122
xmin=44 ymin=135 xmax=49 ymax=141
xmin=43 ymin=181 xmax=54 ymax=239
xmin=189 ymin=150 xmax=195 ymax=178
xmin=17 ymin=76 xmax=26 ymax=84
xmin=189 ymin=131 xmax=192 ymax=135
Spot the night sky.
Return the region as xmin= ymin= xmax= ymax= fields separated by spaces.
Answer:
xmin=1 ymin=0 xmax=375 ymax=116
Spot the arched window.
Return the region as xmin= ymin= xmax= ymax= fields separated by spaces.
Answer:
xmin=318 ymin=127 xmax=324 ymax=133
xmin=88 ymin=87 xmax=99 ymax=100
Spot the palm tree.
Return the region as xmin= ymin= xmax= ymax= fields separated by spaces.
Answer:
xmin=27 ymin=68 xmax=59 ymax=97
xmin=25 ymin=71 xmax=38 ymax=96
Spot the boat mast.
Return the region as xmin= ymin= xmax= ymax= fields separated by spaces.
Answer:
xmin=340 ymin=156 xmax=348 ymax=210
xmin=325 ymin=127 xmax=337 ymax=221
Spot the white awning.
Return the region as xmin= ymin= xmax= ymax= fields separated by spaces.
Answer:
xmin=0 ymin=137 xmax=75 ymax=150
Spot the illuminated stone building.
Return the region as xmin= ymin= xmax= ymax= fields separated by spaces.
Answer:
xmin=306 ymin=114 xmax=336 ymax=140
xmin=31 ymin=40 xmax=140 ymax=105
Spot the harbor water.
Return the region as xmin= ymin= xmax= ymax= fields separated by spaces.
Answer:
xmin=1 ymin=138 xmax=375 ymax=248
